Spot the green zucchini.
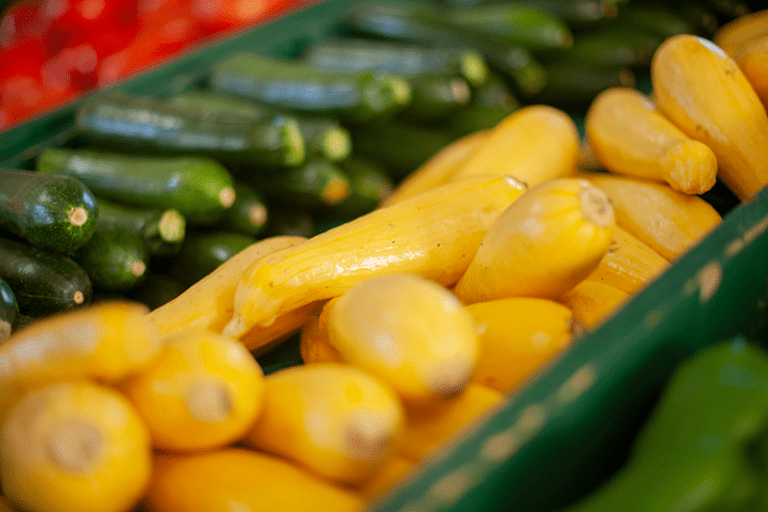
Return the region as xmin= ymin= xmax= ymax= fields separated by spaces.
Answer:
xmin=399 ymin=74 xmax=472 ymax=122
xmin=0 ymin=168 xmax=98 ymax=253
xmin=301 ymin=37 xmax=489 ymax=87
xmin=433 ymin=0 xmax=619 ymax=28
xmin=264 ymin=208 xmax=316 ymax=238
xmin=219 ymin=181 xmax=269 ymax=237
xmin=444 ymin=4 xmax=574 ymax=51
xmin=36 ymin=148 xmax=235 ymax=226
xmin=341 ymin=2 xmax=547 ymax=96
xmin=166 ymin=91 xmax=352 ymax=162
xmin=74 ymin=220 xmax=150 ymax=292
xmin=127 ymin=272 xmax=186 ymax=310
xmin=253 ymin=159 xmax=351 ymax=210
xmin=614 ymin=4 xmax=696 ymax=40
xmin=0 ymin=277 xmax=18 ymax=343
xmin=74 ymin=93 xmax=305 ymax=168
xmin=208 ymin=53 xmax=412 ymax=124
xmin=168 ymin=231 xmax=257 ymax=287
xmin=12 ymin=313 xmax=37 ymax=334
xmin=350 ymin=120 xmax=459 ymax=179
xmin=445 ymin=104 xmax=515 ymax=137
xmin=554 ymin=26 xmax=663 ymax=69
xmin=333 ymin=157 xmax=394 ymax=217
xmin=94 ymin=196 xmax=186 ymax=257
xmin=0 ymin=235 xmax=92 ymax=317
xmin=529 ymin=62 xmax=636 ymax=111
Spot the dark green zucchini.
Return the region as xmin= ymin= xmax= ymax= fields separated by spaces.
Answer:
xmin=398 ymin=74 xmax=472 ymax=122
xmin=554 ymin=26 xmax=663 ymax=69
xmin=264 ymin=208 xmax=316 ymax=238
xmin=36 ymin=148 xmax=235 ymax=226
xmin=0 ymin=168 xmax=98 ymax=253
xmin=0 ymin=235 xmax=92 ymax=317
xmin=74 ymin=220 xmax=150 ymax=292
xmin=301 ymin=38 xmax=489 ymax=87
xmin=94 ymin=197 xmax=186 ymax=257
xmin=168 ymin=231 xmax=256 ymax=287
xmin=445 ymin=71 xmax=520 ymax=133
xmin=209 ymin=53 xmax=412 ymax=124
xmin=529 ymin=62 xmax=636 ymax=111
xmin=433 ymin=0 xmax=619 ymax=28
xmin=334 ymin=157 xmax=394 ymax=217
xmin=166 ymin=91 xmax=353 ymax=162
xmin=613 ymin=4 xmax=696 ymax=40
xmin=219 ymin=181 xmax=269 ymax=237
xmin=11 ymin=313 xmax=37 ymax=334
xmin=127 ymin=272 xmax=186 ymax=310
xmin=350 ymin=121 xmax=459 ymax=179
xmin=0 ymin=277 xmax=18 ymax=343
xmin=253 ymin=159 xmax=351 ymax=210
xmin=341 ymin=2 xmax=547 ymax=96
xmin=74 ymin=94 xmax=305 ymax=168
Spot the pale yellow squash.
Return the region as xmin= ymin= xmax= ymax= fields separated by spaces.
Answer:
xmin=453 ymin=178 xmax=615 ymax=304
xmin=224 ymin=175 xmax=526 ymax=337
xmin=119 ymin=330 xmax=264 ymax=452
xmin=325 ymin=273 xmax=479 ymax=406
xmin=651 ymin=34 xmax=768 ymax=201
xmin=466 ymin=297 xmax=578 ymax=394
xmin=144 ymin=448 xmax=364 ymax=512
xmin=586 ymin=173 xmax=722 ymax=261
xmin=585 ymin=87 xmax=717 ymax=194
xmin=379 ymin=130 xmax=490 ymax=207
xmin=0 ymin=381 xmax=152 ymax=512
xmin=449 ymin=105 xmax=580 ymax=187
xmin=243 ymin=363 xmax=404 ymax=485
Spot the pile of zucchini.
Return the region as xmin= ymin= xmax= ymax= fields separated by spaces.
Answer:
xmin=0 ymin=0 xmax=753 ymax=339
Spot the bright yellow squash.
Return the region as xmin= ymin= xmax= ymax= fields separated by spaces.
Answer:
xmin=0 ymin=381 xmax=152 ymax=512
xmin=586 ymin=173 xmax=722 ymax=261
xmin=243 ymin=363 xmax=404 ymax=485
xmin=466 ymin=297 xmax=578 ymax=394
xmin=559 ymin=280 xmax=631 ymax=330
xmin=224 ymin=175 xmax=526 ymax=337
xmin=146 ymin=235 xmax=310 ymax=351
xmin=453 ymin=178 xmax=615 ymax=304
xmin=354 ymin=455 xmax=416 ymax=501
xmin=380 ymin=130 xmax=490 ymax=207
xmin=397 ymin=383 xmax=504 ymax=462
xmin=585 ymin=225 xmax=671 ymax=295
xmin=585 ymin=87 xmax=717 ymax=194
xmin=300 ymin=305 xmax=344 ymax=365
xmin=144 ymin=448 xmax=364 ymax=512
xmin=324 ymin=273 xmax=479 ymax=406
xmin=733 ymin=34 xmax=768 ymax=109
xmin=713 ymin=8 xmax=768 ymax=57
xmin=449 ymin=105 xmax=579 ymax=187
xmin=119 ymin=330 xmax=264 ymax=452
xmin=651 ymin=34 xmax=768 ymax=201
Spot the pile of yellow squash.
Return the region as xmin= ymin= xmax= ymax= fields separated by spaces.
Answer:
xmin=0 ymin=14 xmax=766 ymax=512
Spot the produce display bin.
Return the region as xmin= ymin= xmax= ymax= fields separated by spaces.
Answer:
xmin=2 ymin=1 xmax=768 ymax=511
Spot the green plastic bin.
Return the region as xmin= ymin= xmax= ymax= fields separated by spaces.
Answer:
xmin=2 ymin=1 xmax=768 ymax=511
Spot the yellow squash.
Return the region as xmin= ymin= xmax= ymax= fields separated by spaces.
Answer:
xmin=379 ymin=130 xmax=490 ymax=207
xmin=466 ymin=298 xmax=578 ymax=394
xmin=300 ymin=305 xmax=343 ymax=365
xmin=0 ymin=301 xmax=161 ymax=418
xmin=453 ymin=178 xmax=615 ymax=304
xmin=243 ymin=363 xmax=404 ymax=485
xmin=733 ymin=34 xmax=768 ymax=109
xmin=559 ymin=280 xmax=631 ymax=330
xmin=586 ymin=173 xmax=722 ymax=261
xmin=224 ymin=175 xmax=526 ymax=337
xmin=119 ymin=330 xmax=264 ymax=452
xmin=354 ymin=455 xmax=416 ymax=501
xmin=324 ymin=273 xmax=479 ymax=406
xmin=651 ymin=34 xmax=768 ymax=201
xmin=146 ymin=235 xmax=311 ymax=351
xmin=585 ymin=225 xmax=671 ymax=295
xmin=0 ymin=381 xmax=152 ymax=512
xmin=449 ymin=105 xmax=580 ymax=187
xmin=713 ymin=8 xmax=768 ymax=57
xmin=397 ymin=383 xmax=504 ymax=462
xmin=144 ymin=448 xmax=364 ymax=512
xmin=585 ymin=87 xmax=717 ymax=194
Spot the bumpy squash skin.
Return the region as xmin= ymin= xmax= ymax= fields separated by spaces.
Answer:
xmin=651 ymin=34 xmax=768 ymax=202
xmin=454 ymin=178 xmax=615 ymax=304
xmin=585 ymin=87 xmax=718 ymax=194
xmin=0 ymin=381 xmax=152 ymax=512
xmin=449 ymin=105 xmax=579 ymax=187
xmin=243 ymin=363 xmax=405 ymax=485
xmin=225 ymin=175 xmax=526 ymax=337
xmin=144 ymin=448 xmax=364 ymax=512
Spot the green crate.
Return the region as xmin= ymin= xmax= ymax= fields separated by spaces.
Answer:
xmin=2 ymin=1 xmax=768 ymax=511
